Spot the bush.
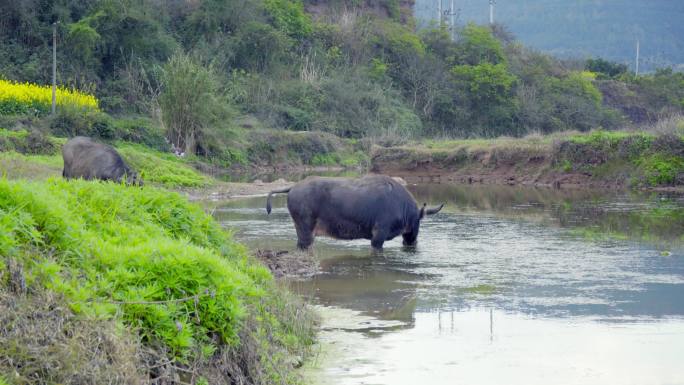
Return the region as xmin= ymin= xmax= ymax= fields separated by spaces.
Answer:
xmin=585 ymin=57 xmax=628 ymax=79
xmin=639 ymin=154 xmax=684 ymax=186
xmin=264 ymin=0 xmax=313 ymax=38
xmin=112 ymin=117 xmax=169 ymax=151
xmin=48 ymin=107 xmax=113 ymax=139
xmin=453 ymin=23 xmax=506 ymax=66
xmin=231 ymin=22 xmax=293 ymax=72
xmin=0 ymin=128 xmax=57 ymax=155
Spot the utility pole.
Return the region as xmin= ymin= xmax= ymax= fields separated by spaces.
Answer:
xmin=635 ymin=39 xmax=640 ymax=77
xmin=51 ymin=21 xmax=58 ymax=115
xmin=450 ymin=0 xmax=455 ymax=30
xmin=437 ymin=0 xmax=442 ymax=26
xmin=489 ymin=0 xmax=495 ymax=25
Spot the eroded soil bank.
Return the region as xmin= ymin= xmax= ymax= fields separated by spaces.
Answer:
xmin=371 ymin=131 xmax=684 ymax=190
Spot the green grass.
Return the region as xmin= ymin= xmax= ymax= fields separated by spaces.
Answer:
xmin=0 ymin=128 xmax=212 ymax=188
xmin=0 ymin=151 xmax=63 ymax=180
xmin=0 ymin=178 xmax=315 ymax=382
xmin=421 ymin=133 xmax=557 ymax=151
xmin=116 ymin=143 xmax=211 ymax=188
xmin=567 ymin=130 xmax=652 ymax=146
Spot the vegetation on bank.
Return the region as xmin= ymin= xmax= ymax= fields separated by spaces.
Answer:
xmin=2 ymin=0 xmax=683 ymax=168
xmin=0 ymin=127 xmax=210 ymax=188
xmin=372 ymin=117 xmax=684 ymax=188
xmin=0 ymin=178 xmax=316 ymax=384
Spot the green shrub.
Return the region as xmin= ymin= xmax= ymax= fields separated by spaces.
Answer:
xmin=264 ymin=0 xmax=313 ymax=38
xmin=0 ymin=128 xmax=57 ymax=155
xmin=112 ymin=117 xmax=169 ymax=151
xmin=48 ymin=107 xmax=113 ymax=139
xmin=585 ymin=57 xmax=628 ymax=79
xmin=232 ymin=22 xmax=292 ymax=72
xmin=454 ymin=23 xmax=506 ymax=65
xmin=639 ymin=154 xmax=684 ymax=186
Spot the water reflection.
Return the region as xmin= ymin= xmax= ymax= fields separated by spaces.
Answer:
xmin=307 ymin=308 xmax=684 ymax=385
xmin=408 ymin=183 xmax=684 ymax=245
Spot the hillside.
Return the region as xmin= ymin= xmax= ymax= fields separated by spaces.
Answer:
xmin=1 ymin=0 xmax=683 ymax=163
xmin=414 ymin=0 xmax=684 ymax=73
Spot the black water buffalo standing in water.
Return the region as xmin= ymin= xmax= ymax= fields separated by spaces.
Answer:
xmin=266 ymin=175 xmax=443 ymax=250
xmin=62 ymin=136 xmax=141 ymax=185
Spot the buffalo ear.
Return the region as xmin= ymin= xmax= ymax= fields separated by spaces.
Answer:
xmin=426 ymin=203 xmax=444 ymax=216
xmin=419 ymin=203 xmax=427 ymax=219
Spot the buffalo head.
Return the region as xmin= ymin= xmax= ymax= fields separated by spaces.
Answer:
xmin=402 ymin=203 xmax=444 ymax=247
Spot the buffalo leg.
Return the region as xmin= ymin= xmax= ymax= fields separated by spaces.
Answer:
xmin=371 ymin=228 xmax=387 ymax=250
xmin=293 ymin=217 xmax=315 ymax=250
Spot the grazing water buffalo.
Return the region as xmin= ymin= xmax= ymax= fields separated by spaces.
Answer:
xmin=62 ymin=136 xmax=141 ymax=185
xmin=266 ymin=175 xmax=443 ymax=250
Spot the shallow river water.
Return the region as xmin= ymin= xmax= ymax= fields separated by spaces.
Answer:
xmin=210 ymin=183 xmax=684 ymax=385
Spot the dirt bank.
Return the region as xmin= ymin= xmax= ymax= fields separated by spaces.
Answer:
xmin=371 ymin=132 xmax=684 ymax=190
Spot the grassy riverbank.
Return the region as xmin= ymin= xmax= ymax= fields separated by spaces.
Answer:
xmin=0 ymin=178 xmax=316 ymax=384
xmin=372 ymin=124 xmax=684 ymax=189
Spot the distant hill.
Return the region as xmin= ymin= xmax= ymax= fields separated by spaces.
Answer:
xmin=414 ymin=0 xmax=684 ymax=72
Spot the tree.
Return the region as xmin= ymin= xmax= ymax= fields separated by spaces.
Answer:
xmin=453 ymin=23 xmax=506 ymax=66
xmin=585 ymin=57 xmax=628 ymax=79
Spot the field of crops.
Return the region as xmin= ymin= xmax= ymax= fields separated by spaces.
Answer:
xmin=0 ymin=79 xmax=99 ymax=115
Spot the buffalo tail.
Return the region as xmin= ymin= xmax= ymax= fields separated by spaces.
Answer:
xmin=266 ymin=187 xmax=291 ymax=214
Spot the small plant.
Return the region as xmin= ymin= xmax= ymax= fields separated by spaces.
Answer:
xmin=561 ymin=159 xmax=573 ymax=172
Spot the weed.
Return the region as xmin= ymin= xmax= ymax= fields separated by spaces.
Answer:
xmin=561 ymin=159 xmax=572 ymax=172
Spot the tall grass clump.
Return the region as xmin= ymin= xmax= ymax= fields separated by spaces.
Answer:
xmin=0 ymin=178 xmax=316 ymax=384
xmin=0 ymin=79 xmax=99 ymax=115
xmin=160 ymin=53 xmax=230 ymax=157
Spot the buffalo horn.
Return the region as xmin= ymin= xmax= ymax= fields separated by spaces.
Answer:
xmin=425 ymin=203 xmax=444 ymax=215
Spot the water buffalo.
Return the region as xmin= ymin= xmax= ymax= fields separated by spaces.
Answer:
xmin=266 ymin=175 xmax=443 ymax=250
xmin=62 ymin=136 xmax=141 ymax=185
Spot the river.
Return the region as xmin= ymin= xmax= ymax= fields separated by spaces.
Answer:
xmin=209 ymin=183 xmax=684 ymax=385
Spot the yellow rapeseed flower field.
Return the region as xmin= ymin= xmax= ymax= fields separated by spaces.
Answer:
xmin=0 ymin=79 xmax=99 ymax=115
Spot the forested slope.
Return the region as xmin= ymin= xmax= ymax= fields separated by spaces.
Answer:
xmin=1 ymin=0 xmax=683 ymax=165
